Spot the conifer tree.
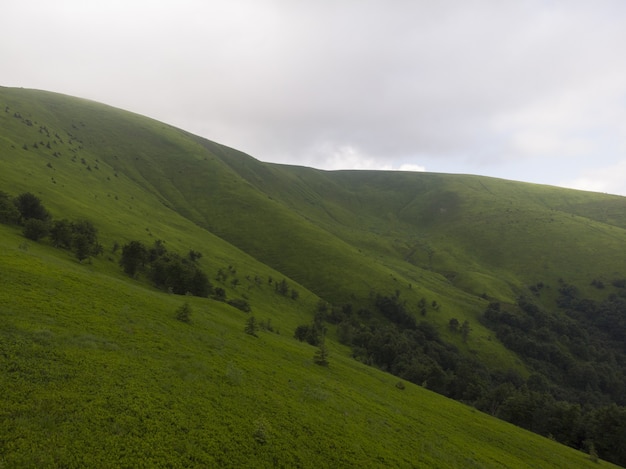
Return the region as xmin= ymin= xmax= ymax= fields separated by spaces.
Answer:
xmin=245 ymin=316 xmax=258 ymax=337
xmin=314 ymin=341 xmax=329 ymax=367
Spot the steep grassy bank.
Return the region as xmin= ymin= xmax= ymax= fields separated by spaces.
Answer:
xmin=0 ymin=224 xmax=612 ymax=468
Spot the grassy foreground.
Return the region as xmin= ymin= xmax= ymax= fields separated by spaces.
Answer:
xmin=0 ymin=225 xmax=614 ymax=468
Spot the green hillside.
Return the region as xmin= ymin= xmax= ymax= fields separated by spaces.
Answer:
xmin=1 ymin=86 xmax=625 ymax=467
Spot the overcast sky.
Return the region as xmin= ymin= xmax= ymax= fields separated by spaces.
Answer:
xmin=4 ymin=1 xmax=626 ymax=196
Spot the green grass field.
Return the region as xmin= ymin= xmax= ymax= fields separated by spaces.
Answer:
xmin=1 ymin=86 xmax=625 ymax=467
xmin=0 ymin=225 xmax=614 ymax=468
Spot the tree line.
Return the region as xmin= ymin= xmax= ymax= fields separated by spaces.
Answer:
xmin=119 ymin=239 xmax=211 ymax=297
xmin=479 ymin=282 xmax=626 ymax=465
xmin=1 ymin=191 xmax=101 ymax=262
xmin=294 ymin=287 xmax=626 ymax=466
xmin=0 ymin=190 xmax=214 ymax=300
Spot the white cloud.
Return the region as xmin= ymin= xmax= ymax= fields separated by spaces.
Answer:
xmin=3 ymin=0 xmax=626 ymax=192
xmin=395 ymin=164 xmax=426 ymax=172
xmin=559 ymin=160 xmax=626 ymax=196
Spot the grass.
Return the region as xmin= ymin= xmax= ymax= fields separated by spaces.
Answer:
xmin=0 ymin=225 xmax=615 ymax=468
xmin=1 ymin=86 xmax=625 ymax=466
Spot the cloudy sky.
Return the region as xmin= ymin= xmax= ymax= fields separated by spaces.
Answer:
xmin=4 ymin=1 xmax=626 ymax=196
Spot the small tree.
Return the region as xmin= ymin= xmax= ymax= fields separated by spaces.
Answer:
xmin=0 ymin=192 xmax=20 ymax=224
xmin=23 ymin=218 xmax=49 ymax=241
xmin=588 ymin=442 xmax=599 ymax=463
xmin=245 ymin=316 xmax=258 ymax=337
xmin=67 ymin=219 xmax=98 ymax=261
xmin=314 ymin=341 xmax=329 ymax=367
xmin=294 ymin=324 xmax=321 ymax=346
xmin=448 ymin=317 xmax=460 ymax=332
xmin=228 ymin=298 xmax=251 ymax=312
xmin=176 ymin=302 xmax=192 ymax=323
xmin=14 ymin=192 xmax=50 ymax=222
xmin=275 ymin=278 xmax=289 ymax=296
xmin=460 ymin=320 xmax=471 ymax=342
xmin=73 ymin=234 xmax=93 ymax=262
xmin=253 ymin=416 xmax=271 ymax=445
xmin=213 ymin=287 xmax=226 ymax=301
xmin=49 ymin=219 xmax=73 ymax=249
xmin=120 ymin=240 xmax=147 ymax=276
xmin=188 ymin=250 xmax=202 ymax=262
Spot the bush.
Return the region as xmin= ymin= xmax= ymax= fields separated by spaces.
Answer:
xmin=120 ymin=240 xmax=212 ymax=297
xmin=120 ymin=241 xmax=148 ymax=276
xmin=228 ymin=298 xmax=251 ymax=312
xmin=314 ymin=342 xmax=329 ymax=366
xmin=14 ymin=192 xmax=50 ymax=221
xmin=175 ymin=303 xmax=192 ymax=323
xmin=71 ymin=219 xmax=101 ymax=262
xmin=0 ymin=192 xmax=20 ymax=224
xmin=23 ymin=219 xmax=49 ymax=241
xmin=245 ymin=316 xmax=258 ymax=337
xmin=294 ymin=324 xmax=322 ymax=346
xmin=50 ymin=219 xmax=73 ymax=249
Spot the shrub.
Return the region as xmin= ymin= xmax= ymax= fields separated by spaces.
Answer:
xmin=245 ymin=316 xmax=258 ymax=337
xmin=228 ymin=298 xmax=251 ymax=312
xmin=50 ymin=219 xmax=73 ymax=248
xmin=253 ymin=417 xmax=271 ymax=444
xmin=213 ymin=287 xmax=226 ymax=301
xmin=23 ymin=218 xmax=49 ymax=241
xmin=71 ymin=219 xmax=101 ymax=261
xmin=314 ymin=342 xmax=329 ymax=367
xmin=294 ymin=324 xmax=322 ymax=346
xmin=14 ymin=192 xmax=50 ymax=222
xmin=175 ymin=303 xmax=192 ymax=323
xmin=120 ymin=241 xmax=148 ymax=276
xmin=0 ymin=192 xmax=20 ymax=224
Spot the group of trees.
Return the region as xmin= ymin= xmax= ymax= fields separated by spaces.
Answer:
xmin=294 ymin=306 xmax=330 ymax=366
xmin=334 ymin=296 xmax=485 ymax=400
xmin=0 ymin=190 xmax=252 ymax=303
xmin=479 ymin=283 xmax=626 ymax=466
xmin=271 ymin=277 xmax=299 ymax=300
xmin=119 ymin=240 xmax=211 ymax=297
xmin=0 ymin=191 xmax=101 ymax=262
xmin=295 ymin=293 xmax=483 ymax=396
xmin=448 ymin=317 xmax=471 ymax=342
xmin=294 ymin=309 xmax=326 ymax=347
xmin=293 ymin=287 xmax=626 ymax=466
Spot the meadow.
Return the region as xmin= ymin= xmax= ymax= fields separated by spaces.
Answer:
xmin=0 ymin=225 xmax=612 ymax=468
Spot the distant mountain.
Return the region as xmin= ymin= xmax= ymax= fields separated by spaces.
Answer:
xmin=1 ymin=86 xmax=624 ymax=467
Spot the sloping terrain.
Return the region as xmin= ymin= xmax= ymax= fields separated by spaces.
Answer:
xmin=1 ymin=86 xmax=625 ymax=467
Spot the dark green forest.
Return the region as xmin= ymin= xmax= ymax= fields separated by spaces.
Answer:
xmin=295 ymin=285 xmax=626 ymax=465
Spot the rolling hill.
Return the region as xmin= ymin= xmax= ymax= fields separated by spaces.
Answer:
xmin=1 ymin=86 xmax=625 ymax=467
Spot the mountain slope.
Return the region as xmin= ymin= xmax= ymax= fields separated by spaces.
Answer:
xmin=1 ymin=86 xmax=625 ymax=467
xmin=0 ymin=224 xmax=612 ymax=468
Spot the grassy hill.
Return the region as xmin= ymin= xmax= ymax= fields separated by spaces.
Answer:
xmin=0 ymin=225 xmax=612 ymax=468
xmin=1 ymin=86 xmax=624 ymax=467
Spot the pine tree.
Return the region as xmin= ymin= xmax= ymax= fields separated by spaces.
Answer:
xmin=460 ymin=320 xmax=471 ymax=342
xmin=175 ymin=302 xmax=192 ymax=323
xmin=314 ymin=342 xmax=329 ymax=367
xmin=245 ymin=316 xmax=258 ymax=337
